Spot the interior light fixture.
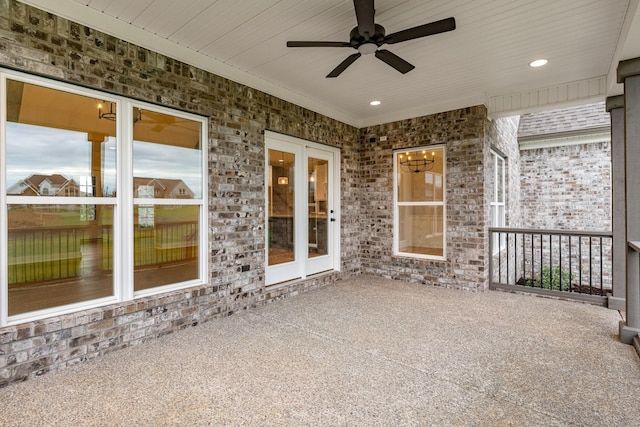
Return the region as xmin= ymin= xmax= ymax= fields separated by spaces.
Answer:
xmin=399 ymin=150 xmax=435 ymax=173
xmin=529 ymin=59 xmax=548 ymax=68
xmin=98 ymin=101 xmax=117 ymax=121
xmin=370 ymin=100 xmax=381 ymax=106
xmin=98 ymin=101 xmax=142 ymax=122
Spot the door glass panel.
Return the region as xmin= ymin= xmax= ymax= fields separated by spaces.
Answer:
xmin=268 ymin=149 xmax=295 ymax=265
xmin=308 ymin=157 xmax=328 ymax=258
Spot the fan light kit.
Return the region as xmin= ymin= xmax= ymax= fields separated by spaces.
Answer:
xmin=287 ymin=0 xmax=456 ymax=78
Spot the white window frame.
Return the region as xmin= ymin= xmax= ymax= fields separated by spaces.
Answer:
xmin=0 ymin=69 xmax=208 ymax=326
xmin=393 ymin=145 xmax=446 ymax=261
xmin=490 ymin=149 xmax=506 ymax=254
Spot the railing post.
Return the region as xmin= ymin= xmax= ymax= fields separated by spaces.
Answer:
xmin=607 ymin=95 xmax=626 ymax=310
xmin=618 ymin=57 xmax=640 ymax=344
xmin=489 ymin=228 xmax=494 ymax=288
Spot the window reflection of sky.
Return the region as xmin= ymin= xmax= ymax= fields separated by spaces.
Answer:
xmin=5 ymin=122 xmax=202 ymax=198
xmin=134 ymin=140 xmax=202 ymax=198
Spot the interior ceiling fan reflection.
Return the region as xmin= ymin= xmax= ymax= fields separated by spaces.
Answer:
xmin=286 ymin=0 xmax=456 ymax=77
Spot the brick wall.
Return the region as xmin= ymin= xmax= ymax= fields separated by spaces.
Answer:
xmin=359 ymin=107 xmax=493 ymax=291
xmin=517 ymin=141 xmax=613 ymax=292
xmin=486 ymin=116 xmax=522 ymax=228
xmin=0 ymin=0 xmax=361 ymax=386
xmin=520 ymin=142 xmax=611 ymax=231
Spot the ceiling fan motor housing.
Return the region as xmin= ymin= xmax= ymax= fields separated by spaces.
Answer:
xmin=349 ymin=24 xmax=386 ymax=48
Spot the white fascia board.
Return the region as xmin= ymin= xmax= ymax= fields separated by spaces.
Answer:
xmin=519 ymin=130 xmax=611 ymax=150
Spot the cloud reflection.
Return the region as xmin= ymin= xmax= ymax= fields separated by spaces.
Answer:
xmin=5 ymin=122 xmax=202 ymax=198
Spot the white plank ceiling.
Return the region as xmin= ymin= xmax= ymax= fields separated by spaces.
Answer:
xmin=21 ymin=0 xmax=640 ymax=127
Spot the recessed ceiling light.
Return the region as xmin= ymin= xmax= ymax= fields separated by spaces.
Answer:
xmin=529 ymin=59 xmax=548 ymax=68
xmin=370 ymin=100 xmax=381 ymax=106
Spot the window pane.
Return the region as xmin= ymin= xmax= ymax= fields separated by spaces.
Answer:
xmin=398 ymin=205 xmax=444 ymax=257
xmin=308 ymin=157 xmax=328 ymax=258
xmin=5 ymin=80 xmax=117 ymax=197
xmin=497 ymin=157 xmax=505 ymax=203
xmin=397 ymin=149 xmax=443 ymax=202
xmin=8 ymin=204 xmax=114 ymax=315
xmin=267 ymin=149 xmax=295 ymax=266
xmin=133 ymin=109 xmax=202 ymax=199
xmin=133 ymin=205 xmax=199 ymax=291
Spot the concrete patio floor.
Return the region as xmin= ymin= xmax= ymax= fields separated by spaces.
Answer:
xmin=1 ymin=276 xmax=639 ymax=426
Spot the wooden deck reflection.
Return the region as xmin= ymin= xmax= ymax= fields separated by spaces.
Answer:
xmin=8 ymin=241 xmax=198 ymax=316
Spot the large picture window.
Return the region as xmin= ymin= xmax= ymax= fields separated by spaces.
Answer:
xmin=394 ymin=146 xmax=446 ymax=259
xmin=0 ymin=70 xmax=207 ymax=324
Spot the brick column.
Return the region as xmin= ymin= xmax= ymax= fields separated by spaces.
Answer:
xmin=618 ymin=57 xmax=640 ymax=344
xmin=606 ymin=96 xmax=625 ymax=311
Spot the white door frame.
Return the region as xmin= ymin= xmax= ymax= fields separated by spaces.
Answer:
xmin=265 ymin=131 xmax=340 ymax=286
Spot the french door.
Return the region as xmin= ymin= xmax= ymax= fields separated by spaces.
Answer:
xmin=265 ymin=131 xmax=340 ymax=286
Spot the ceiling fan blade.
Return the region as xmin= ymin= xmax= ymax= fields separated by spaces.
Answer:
xmin=375 ymin=49 xmax=415 ymax=74
xmin=287 ymin=41 xmax=351 ymax=48
xmin=384 ymin=17 xmax=456 ymax=45
xmin=327 ymin=52 xmax=362 ymax=78
xmin=353 ymin=0 xmax=375 ymax=40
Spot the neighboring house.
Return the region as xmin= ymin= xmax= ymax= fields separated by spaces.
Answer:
xmin=6 ymin=173 xmax=81 ymax=197
xmin=517 ymin=102 xmax=611 ymax=232
xmin=8 ymin=175 xmax=194 ymax=199
xmin=134 ymin=177 xmax=195 ymax=199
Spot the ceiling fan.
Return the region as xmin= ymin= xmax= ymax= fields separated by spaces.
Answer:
xmin=286 ymin=0 xmax=456 ymax=78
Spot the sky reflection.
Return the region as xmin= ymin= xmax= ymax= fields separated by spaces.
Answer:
xmin=5 ymin=122 xmax=202 ymax=197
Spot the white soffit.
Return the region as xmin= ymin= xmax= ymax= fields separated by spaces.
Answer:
xmin=18 ymin=0 xmax=640 ymax=126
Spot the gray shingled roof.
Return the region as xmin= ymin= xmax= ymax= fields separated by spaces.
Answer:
xmin=518 ymin=102 xmax=609 ymax=138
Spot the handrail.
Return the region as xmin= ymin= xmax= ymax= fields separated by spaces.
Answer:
xmin=490 ymin=227 xmax=612 ymax=238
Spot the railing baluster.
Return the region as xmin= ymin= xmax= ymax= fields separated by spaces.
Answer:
xmin=549 ymin=234 xmax=553 ymax=290
xmin=568 ymin=235 xmax=572 ymax=293
xmin=579 ymin=236 xmax=582 ymax=293
xmin=531 ymin=233 xmax=535 ymax=287
xmin=589 ymin=237 xmax=593 ymax=295
xmin=506 ymin=232 xmax=510 ymax=285
xmin=600 ymin=236 xmax=604 ymax=295
xmin=516 ymin=233 xmax=527 ymax=283
xmin=540 ymin=234 xmax=543 ymax=288
xmin=513 ymin=232 xmax=516 ymax=285
xmin=559 ymin=235 xmax=562 ymax=291
xmin=498 ymin=231 xmax=502 ymax=284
